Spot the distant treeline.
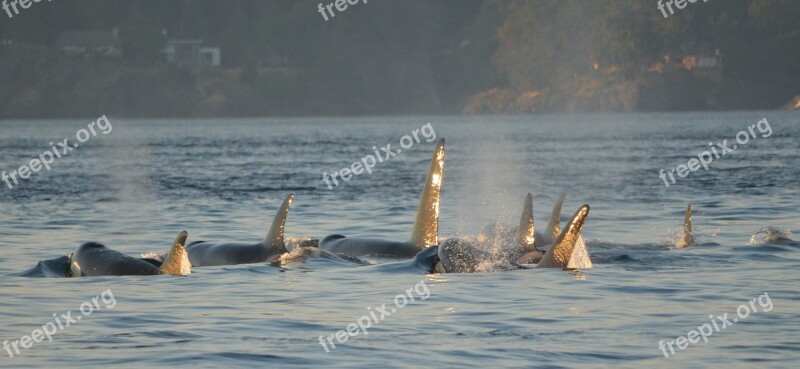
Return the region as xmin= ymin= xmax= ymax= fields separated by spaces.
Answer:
xmin=0 ymin=0 xmax=798 ymax=117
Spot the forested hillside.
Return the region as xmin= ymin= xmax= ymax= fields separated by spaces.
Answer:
xmin=1 ymin=0 xmax=798 ymax=117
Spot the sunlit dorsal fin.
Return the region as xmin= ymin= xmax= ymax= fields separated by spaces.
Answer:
xmin=544 ymin=193 xmax=566 ymax=244
xmin=514 ymin=193 xmax=536 ymax=250
xmin=160 ymin=231 xmax=191 ymax=275
xmin=264 ymin=193 xmax=294 ymax=253
xmin=409 ymin=138 xmax=445 ymax=248
xmin=538 ymin=205 xmax=590 ymax=269
xmin=676 ymin=203 xmax=695 ymax=248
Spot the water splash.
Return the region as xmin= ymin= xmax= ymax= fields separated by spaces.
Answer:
xmin=748 ymin=227 xmax=794 ymax=245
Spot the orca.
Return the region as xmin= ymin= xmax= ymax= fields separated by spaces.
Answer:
xmin=16 ymin=255 xmax=74 ymax=278
xmin=537 ymin=194 xmax=592 ymax=269
xmin=537 ymin=205 xmax=590 ymax=269
xmin=464 ymin=193 xmax=542 ymax=265
xmin=185 ymin=193 xmax=294 ymax=267
xmin=674 ymin=203 xmax=695 ymax=248
xmin=280 ymin=241 xmax=369 ymax=266
xmin=373 ymin=201 xmax=590 ymax=274
xmin=539 ymin=193 xmax=567 ymax=247
xmin=68 ymin=231 xmax=190 ymax=277
xmin=435 ymin=238 xmax=500 ymax=273
xmin=434 ymin=196 xmax=591 ymax=272
xmin=514 ymin=193 xmax=544 ymax=264
xmin=470 ymin=193 xmax=591 ymax=268
xmin=368 ymin=246 xmax=441 ymax=274
xmin=319 ymin=139 xmax=445 ymax=258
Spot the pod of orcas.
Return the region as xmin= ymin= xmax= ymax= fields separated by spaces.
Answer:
xmin=30 ymin=137 xmax=700 ymax=278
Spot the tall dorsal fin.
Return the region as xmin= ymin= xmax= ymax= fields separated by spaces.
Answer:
xmin=676 ymin=203 xmax=695 ymax=248
xmin=514 ymin=193 xmax=536 ymax=250
xmin=409 ymin=138 xmax=445 ymax=248
xmin=264 ymin=193 xmax=294 ymax=253
xmin=543 ymin=193 xmax=566 ymax=244
xmin=537 ymin=205 xmax=590 ymax=269
xmin=160 ymin=231 xmax=191 ymax=275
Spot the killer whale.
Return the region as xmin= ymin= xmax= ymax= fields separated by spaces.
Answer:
xmin=539 ymin=193 xmax=566 ymax=247
xmin=68 ymin=231 xmax=190 ymax=277
xmin=536 ymin=194 xmax=592 ymax=269
xmin=513 ymin=193 xmax=544 ymax=264
xmin=376 ymin=193 xmax=543 ymax=274
xmin=434 ymin=195 xmax=591 ymax=272
xmin=367 ymin=246 xmax=441 ymax=274
xmin=540 ymin=193 xmax=583 ymax=247
xmin=674 ymin=204 xmax=695 ymax=248
xmin=438 ymin=193 xmax=542 ymax=271
xmin=536 ymin=205 xmax=590 ymax=269
xmin=435 ymin=238 xmax=495 ymax=273
xmin=185 ymin=193 xmax=294 ymax=267
xmin=319 ymin=138 xmax=445 ymax=258
xmin=438 ymin=192 xmax=593 ymax=271
xmin=280 ymin=241 xmax=369 ymax=267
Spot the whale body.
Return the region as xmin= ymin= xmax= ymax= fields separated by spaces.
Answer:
xmin=185 ymin=194 xmax=294 ymax=266
xmin=320 ymin=139 xmax=445 ymax=258
xmin=68 ymin=231 xmax=190 ymax=277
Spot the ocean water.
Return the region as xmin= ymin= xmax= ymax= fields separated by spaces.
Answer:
xmin=0 ymin=112 xmax=799 ymax=368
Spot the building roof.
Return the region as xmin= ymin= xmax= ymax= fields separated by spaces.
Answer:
xmin=56 ymin=31 xmax=120 ymax=49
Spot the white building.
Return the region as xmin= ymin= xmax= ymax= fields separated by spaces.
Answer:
xmin=163 ymin=39 xmax=221 ymax=68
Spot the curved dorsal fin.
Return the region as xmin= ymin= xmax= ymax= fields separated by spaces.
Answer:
xmin=264 ymin=193 xmax=294 ymax=253
xmin=514 ymin=193 xmax=536 ymax=249
xmin=538 ymin=205 xmax=590 ymax=269
xmin=543 ymin=193 xmax=566 ymax=244
xmin=409 ymin=139 xmax=445 ymax=248
xmin=160 ymin=231 xmax=191 ymax=275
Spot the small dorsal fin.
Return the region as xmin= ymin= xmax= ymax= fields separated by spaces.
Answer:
xmin=160 ymin=231 xmax=191 ymax=275
xmin=69 ymin=261 xmax=82 ymax=278
xmin=409 ymin=139 xmax=445 ymax=248
xmin=676 ymin=203 xmax=695 ymax=248
xmin=264 ymin=193 xmax=294 ymax=253
xmin=543 ymin=193 xmax=567 ymax=244
xmin=514 ymin=193 xmax=536 ymax=250
xmin=538 ymin=205 xmax=590 ymax=269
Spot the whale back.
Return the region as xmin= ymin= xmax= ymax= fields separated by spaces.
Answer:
xmin=69 ymin=242 xmax=161 ymax=276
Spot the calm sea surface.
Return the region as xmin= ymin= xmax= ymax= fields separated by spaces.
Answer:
xmin=1 ymin=112 xmax=799 ymax=368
